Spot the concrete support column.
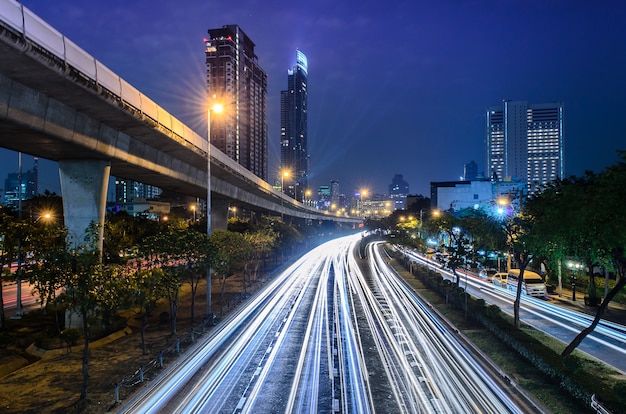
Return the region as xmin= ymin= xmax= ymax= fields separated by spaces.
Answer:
xmin=211 ymin=199 xmax=230 ymax=232
xmin=58 ymin=160 xmax=111 ymax=252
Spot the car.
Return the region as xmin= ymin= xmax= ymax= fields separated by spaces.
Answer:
xmin=479 ymin=268 xmax=498 ymax=281
xmin=491 ymin=272 xmax=508 ymax=287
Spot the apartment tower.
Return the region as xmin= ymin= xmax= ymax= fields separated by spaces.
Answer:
xmin=205 ymin=25 xmax=268 ymax=180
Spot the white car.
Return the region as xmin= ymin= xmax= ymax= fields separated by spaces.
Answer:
xmin=479 ymin=268 xmax=498 ymax=281
xmin=491 ymin=272 xmax=508 ymax=287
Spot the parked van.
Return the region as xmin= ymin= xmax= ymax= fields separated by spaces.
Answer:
xmin=506 ymin=269 xmax=546 ymax=297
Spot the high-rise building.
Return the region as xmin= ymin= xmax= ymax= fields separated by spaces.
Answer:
xmin=389 ymin=174 xmax=409 ymax=210
xmin=280 ymin=49 xmax=308 ymax=201
xmin=464 ymin=160 xmax=478 ymax=181
xmin=3 ymin=157 xmax=38 ymax=208
xmin=205 ymin=25 xmax=268 ymax=180
xmin=330 ymin=180 xmax=339 ymax=207
xmin=486 ymin=101 xmax=563 ymax=192
xmin=317 ymin=185 xmax=330 ymax=210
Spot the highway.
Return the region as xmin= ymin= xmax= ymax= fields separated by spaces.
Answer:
xmin=119 ymin=235 xmax=525 ymax=413
xmin=2 ymin=281 xmax=41 ymax=313
xmin=403 ymin=249 xmax=626 ymax=374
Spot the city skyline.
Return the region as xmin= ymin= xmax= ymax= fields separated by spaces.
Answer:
xmin=0 ymin=0 xmax=624 ymax=198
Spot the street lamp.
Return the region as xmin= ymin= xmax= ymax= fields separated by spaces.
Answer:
xmin=359 ymin=188 xmax=368 ymax=217
xmin=281 ymin=170 xmax=290 ymax=220
xmin=206 ymin=100 xmax=223 ymax=318
xmin=206 ymin=102 xmax=223 ymax=236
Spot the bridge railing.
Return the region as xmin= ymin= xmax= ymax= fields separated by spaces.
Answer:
xmin=0 ymin=0 xmax=206 ymax=154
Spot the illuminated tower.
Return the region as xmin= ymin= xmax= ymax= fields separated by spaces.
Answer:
xmin=486 ymin=101 xmax=563 ymax=193
xmin=205 ymin=25 xmax=268 ymax=180
xmin=280 ymin=49 xmax=308 ymax=201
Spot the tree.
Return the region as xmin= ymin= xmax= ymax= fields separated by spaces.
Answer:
xmin=243 ymin=229 xmax=276 ymax=286
xmin=174 ymin=229 xmax=213 ymax=323
xmin=28 ymin=220 xmax=70 ymax=312
xmin=209 ymin=230 xmax=251 ymax=315
xmin=558 ymin=152 xmax=626 ymax=356
xmin=132 ymin=268 xmax=168 ymax=354
xmin=62 ymin=245 xmax=131 ymax=400
xmin=0 ymin=207 xmax=18 ymax=329
xmin=140 ymin=230 xmax=182 ymax=335
xmin=428 ymin=211 xmax=472 ymax=286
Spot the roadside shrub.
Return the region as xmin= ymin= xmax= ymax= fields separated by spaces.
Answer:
xmin=33 ymin=332 xmax=55 ymax=350
xmin=60 ymin=328 xmax=82 ymax=349
xmin=485 ymin=304 xmax=501 ymax=318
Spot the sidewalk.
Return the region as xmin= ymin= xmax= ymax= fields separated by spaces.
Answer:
xmin=548 ymin=287 xmax=626 ymax=326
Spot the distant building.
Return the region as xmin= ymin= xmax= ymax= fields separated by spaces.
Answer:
xmin=110 ymin=199 xmax=171 ymax=219
xmin=317 ymin=185 xmax=330 ymax=210
xmin=464 ymin=160 xmax=478 ymax=181
xmin=430 ymin=178 xmax=526 ymax=214
xmin=486 ymin=101 xmax=563 ymax=193
xmin=330 ymin=180 xmax=340 ymax=207
xmin=361 ymin=198 xmax=393 ymax=219
xmin=205 ymin=25 xmax=268 ymax=180
xmin=115 ymin=179 xmax=162 ymax=203
xmin=280 ymin=50 xmax=308 ymax=201
xmin=3 ymin=157 xmax=38 ymax=208
xmin=389 ymin=174 xmax=409 ymax=210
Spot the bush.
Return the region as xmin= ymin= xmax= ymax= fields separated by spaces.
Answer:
xmin=60 ymin=328 xmax=82 ymax=348
xmin=33 ymin=332 xmax=55 ymax=350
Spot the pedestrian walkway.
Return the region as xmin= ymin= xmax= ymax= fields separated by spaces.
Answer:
xmin=548 ymin=287 xmax=626 ymax=326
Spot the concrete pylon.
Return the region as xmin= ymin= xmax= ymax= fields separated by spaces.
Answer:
xmin=211 ymin=199 xmax=230 ymax=232
xmin=58 ymin=160 xmax=111 ymax=252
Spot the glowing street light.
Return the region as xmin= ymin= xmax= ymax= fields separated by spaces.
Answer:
xmin=206 ymin=99 xmax=223 ymax=317
xmin=281 ymin=170 xmax=290 ymax=220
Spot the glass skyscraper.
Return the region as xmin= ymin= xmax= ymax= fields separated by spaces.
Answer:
xmin=280 ymin=50 xmax=308 ymax=201
xmin=486 ymin=101 xmax=563 ymax=193
xmin=205 ymin=25 xmax=268 ymax=180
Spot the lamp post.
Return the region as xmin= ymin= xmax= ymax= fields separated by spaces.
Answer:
xmin=206 ymin=102 xmax=223 ymax=236
xmin=359 ymin=188 xmax=368 ymax=217
xmin=14 ymin=152 xmax=23 ymax=318
xmin=281 ymin=170 xmax=290 ymax=220
xmin=206 ymin=101 xmax=223 ymax=318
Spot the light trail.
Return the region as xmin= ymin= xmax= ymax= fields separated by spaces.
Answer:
xmin=119 ymin=236 xmax=526 ymax=413
xmin=401 ymin=248 xmax=626 ymax=372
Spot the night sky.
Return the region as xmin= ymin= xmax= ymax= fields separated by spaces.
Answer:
xmin=1 ymin=0 xmax=625 ymax=199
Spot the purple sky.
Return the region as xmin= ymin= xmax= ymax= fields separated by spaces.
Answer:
xmin=2 ymin=0 xmax=625 ymax=198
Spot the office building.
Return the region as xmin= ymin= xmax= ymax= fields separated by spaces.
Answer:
xmin=389 ymin=174 xmax=409 ymax=210
xmin=3 ymin=157 xmax=38 ymax=208
xmin=280 ymin=49 xmax=309 ymax=201
xmin=205 ymin=25 xmax=268 ymax=180
xmin=486 ymin=101 xmax=563 ymax=192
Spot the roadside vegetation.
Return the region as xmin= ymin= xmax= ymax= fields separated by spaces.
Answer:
xmin=0 ymin=198 xmax=355 ymax=410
